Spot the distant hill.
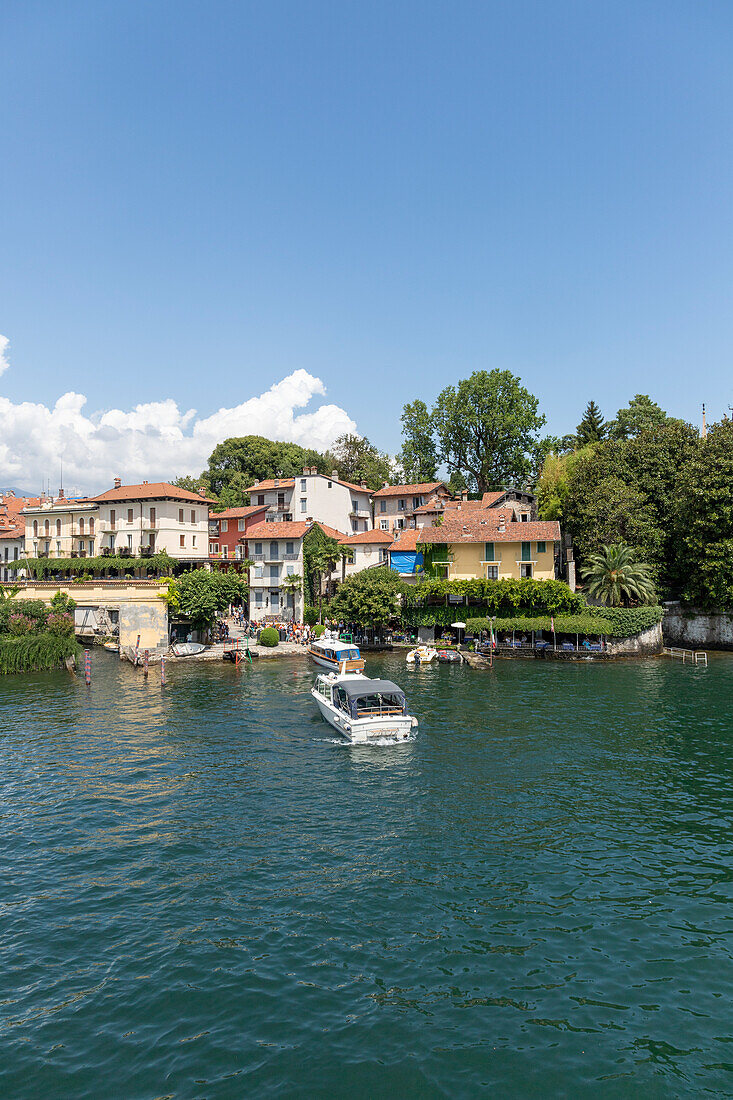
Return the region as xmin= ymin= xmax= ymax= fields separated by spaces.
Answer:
xmin=0 ymin=487 xmax=36 ymax=498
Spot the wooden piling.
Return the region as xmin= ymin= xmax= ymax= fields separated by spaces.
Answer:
xmin=143 ymin=649 xmax=149 ymax=678
xmin=84 ymin=649 xmax=91 ymax=685
xmin=160 ymin=656 xmax=166 ymax=685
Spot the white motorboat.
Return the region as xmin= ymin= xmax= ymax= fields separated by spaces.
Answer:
xmin=311 ymin=667 xmax=418 ymax=744
xmin=406 ymin=645 xmax=438 ymax=664
xmin=307 ymin=632 xmax=365 ymax=674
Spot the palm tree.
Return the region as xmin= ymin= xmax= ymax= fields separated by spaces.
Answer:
xmin=281 ymin=572 xmax=303 ymax=619
xmin=0 ymin=584 xmax=20 ymax=601
xmin=580 ymin=543 xmax=656 ymax=606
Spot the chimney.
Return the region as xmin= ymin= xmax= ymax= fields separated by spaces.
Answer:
xmin=198 ymin=486 xmax=207 ymax=497
xmin=383 ymin=480 xmax=389 ymax=488
xmin=303 ymin=466 xmax=309 ymax=475
xmin=498 ymin=511 xmax=506 ymax=533
xmin=113 ymin=477 xmax=121 ymax=489
xmin=331 ymin=469 xmax=338 ymax=479
xmin=702 ymin=403 xmax=707 ymax=439
xmin=461 ymin=489 xmax=468 ymax=502
xmin=57 ymin=487 xmax=65 ymax=501
xmin=360 ymin=481 xmax=367 ymax=490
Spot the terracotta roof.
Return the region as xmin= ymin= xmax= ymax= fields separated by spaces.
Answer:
xmin=372 ymin=481 xmax=446 ymax=499
xmin=90 ymin=482 xmax=215 ymax=504
xmin=339 ymin=529 xmax=393 ymax=545
xmin=443 ymin=499 xmax=484 ymax=511
xmin=417 ymin=519 xmax=561 ymax=544
xmin=481 ymin=491 xmax=506 ymax=507
xmin=210 ymin=505 xmax=267 ymax=520
xmin=245 ymin=478 xmax=296 ymax=492
xmin=337 ymin=479 xmax=372 ymax=495
xmin=389 ymin=528 xmax=422 ymax=551
xmin=246 ymin=520 xmax=311 ymax=539
xmin=313 ymin=522 xmax=348 ymax=540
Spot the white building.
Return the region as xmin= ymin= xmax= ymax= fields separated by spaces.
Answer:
xmin=247 ymin=468 xmax=372 ymax=534
xmin=21 ymin=481 xmax=213 ymax=565
xmin=371 ymin=481 xmax=450 ymax=532
xmin=337 ymin=529 xmax=392 ymax=577
xmin=247 ymin=519 xmax=309 ymax=621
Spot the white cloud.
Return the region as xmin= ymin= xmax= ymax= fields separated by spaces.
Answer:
xmin=0 ymin=368 xmax=356 ymax=494
xmin=0 ymin=335 xmax=9 ymax=377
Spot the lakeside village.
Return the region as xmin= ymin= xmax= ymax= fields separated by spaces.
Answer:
xmin=1 ymin=377 xmax=731 ymax=681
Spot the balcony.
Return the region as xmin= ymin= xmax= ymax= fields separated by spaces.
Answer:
xmin=250 ymin=553 xmax=265 ymax=561
xmin=349 ymin=508 xmax=371 ymax=518
xmin=141 ymin=520 xmax=158 ymax=530
xmin=99 ymin=521 xmax=117 ymax=532
xmin=138 ymin=545 xmax=154 ymax=557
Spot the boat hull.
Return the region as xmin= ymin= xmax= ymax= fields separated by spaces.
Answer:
xmin=311 ymin=690 xmax=415 ymax=744
xmin=307 ymin=648 xmax=365 ymax=674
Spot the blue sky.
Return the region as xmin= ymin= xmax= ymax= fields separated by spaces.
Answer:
xmin=1 ymin=0 xmax=732 ymax=488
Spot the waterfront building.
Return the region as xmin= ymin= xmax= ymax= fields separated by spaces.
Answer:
xmin=208 ymin=504 xmax=267 ymax=565
xmin=21 ymin=480 xmax=214 ymax=565
xmin=0 ymin=493 xmax=37 ymax=581
xmin=417 ymin=513 xmax=561 ymax=581
xmin=246 ymin=468 xmax=372 ymax=534
xmin=372 ymin=481 xmax=450 ymax=532
xmin=387 ymin=528 xmax=424 ymax=582
xmin=337 ymin=528 xmax=393 ymax=577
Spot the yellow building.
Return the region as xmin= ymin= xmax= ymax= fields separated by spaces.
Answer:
xmin=418 ymin=515 xmax=561 ymax=581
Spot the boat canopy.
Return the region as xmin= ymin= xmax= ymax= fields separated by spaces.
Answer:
xmin=335 ymin=678 xmax=407 ymax=719
xmin=315 ymin=641 xmax=361 ymax=660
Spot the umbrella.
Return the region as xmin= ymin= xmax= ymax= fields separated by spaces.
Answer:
xmin=451 ymin=621 xmax=467 ymax=629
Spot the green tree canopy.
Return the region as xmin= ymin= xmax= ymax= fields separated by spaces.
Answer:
xmin=398 ymin=399 xmax=438 ymax=482
xmin=430 ymin=369 xmax=546 ymax=492
xmin=575 ymin=400 xmax=607 ymax=446
xmin=171 ymin=569 xmax=248 ymax=630
xmin=323 ymin=433 xmax=392 ymax=489
xmin=329 ymin=567 xmax=404 ymax=627
xmin=608 ymin=394 xmax=671 ymax=440
xmin=674 ymin=417 xmax=733 ymax=609
xmin=205 ymin=436 xmax=328 ymax=507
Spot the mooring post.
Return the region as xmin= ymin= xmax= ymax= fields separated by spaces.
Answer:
xmin=143 ymin=649 xmax=149 ymax=678
xmin=160 ymin=655 xmax=166 ymax=685
xmin=84 ymin=649 xmax=91 ymax=686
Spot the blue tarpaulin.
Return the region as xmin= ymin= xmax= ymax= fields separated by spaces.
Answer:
xmin=390 ymin=551 xmax=423 ymax=575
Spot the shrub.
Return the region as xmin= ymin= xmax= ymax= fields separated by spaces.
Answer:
xmin=50 ymin=591 xmax=77 ymax=614
xmin=304 ymin=606 xmax=319 ymax=626
xmin=312 ymin=624 xmax=326 ymax=638
xmin=8 ymin=613 xmax=34 ymax=637
xmin=0 ymin=634 xmax=80 ymax=675
xmin=466 ymin=605 xmax=663 ymax=638
xmin=46 ymin=613 xmax=75 ymax=638
xmin=258 ymin=626 xmax=279 ymax=647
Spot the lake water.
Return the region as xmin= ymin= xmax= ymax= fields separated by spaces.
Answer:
xmin=1 ymin=650 xmax=732 ymax=1097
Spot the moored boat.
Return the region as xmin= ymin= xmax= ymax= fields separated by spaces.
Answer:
xmin=307 ymin=633 xmax=365 ymax=673
xmin=311 ymin=669 xmax=417 ymax=744
xmin=406 ymin=645 xmax=438 ymax=664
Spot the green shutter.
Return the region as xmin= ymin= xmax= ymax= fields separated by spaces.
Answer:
xmin=537 ymin=541 xmax=546 ymax=554
xmin=521 ymin=541 xmax=531 ymax=561
xmin=484 ymin=542 xmax=495 ymax=561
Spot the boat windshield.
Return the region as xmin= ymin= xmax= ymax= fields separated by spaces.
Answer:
xmin=351 ymin=691 xmax=405 ymax=718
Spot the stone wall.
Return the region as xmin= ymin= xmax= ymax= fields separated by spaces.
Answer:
xmin=663 ymin=604 xmax=733 ymax=651
xmin=118 ymin=601 xmax=169 ymax=653
xmin=605 ymin=621 xmax=663 ymax=656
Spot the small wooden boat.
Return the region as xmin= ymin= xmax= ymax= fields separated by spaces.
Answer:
xmin=171 ymin=641 xmax=206 ymax=657
xmin=102 ymin=641 xmax=119 ymax=653
xmin=406 ymin=645 xmax=438 ymax=664
xmin=437 ymin=649 xmax=461 ymax=663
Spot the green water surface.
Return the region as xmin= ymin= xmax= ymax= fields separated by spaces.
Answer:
xmin=1 ymin=651 xmax=732 ymax=1097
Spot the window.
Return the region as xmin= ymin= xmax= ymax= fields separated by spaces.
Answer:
xmin=180 ymin=535 xmax=185 ymax=548
xmin=487 ymin=565 xmax=499 ymax=580
xmin=484 ymin=542 xmax=495 ymax=562
xmin=33 ymin=521 xmax=38 ymax=537
xmin=300 ymin=479 xmax=307 ymax=491
xmin=277 ymin=493 xmax=285 ymax=507
xmin=210 ymin=543 xmax=218 ymax=553
xmin=398 ymin=499 xmax=405 ymax=511
xmin=327 ymin=481 xmax=332 ymax=488
xmin=269 ymin=541 xmax=278 ymax=559
xmin=127 ymin=534 xmax=132 ymax=549
xmin=269 ymin=564 xmax=279 ymax=580
xmin=44 ymin=520 xmax=49 ymax=536
xmin=286 ymin=565 xmax=294 ymax=576
xmin=56 ymin=541 xmax=61 ymax=555
xmin=238 ymin=519 xmax=245 ymax=531
xmin=56 ymin=519 xmax=61 ymax=535
xmin=257 ymin=495 xmax=265 ymax=506
xmin=149 ymin=509 xmax=155 ymax=525
xmin=413 ymin=497 xmax=420 ymax=509
xmin=89 ymin=541 xmax=94 ymax=556
xmin=537 ymin=541 xmax=546 ymax=554
xmin=395 ymin=517 xmax=404 ymax=530
xmin=351 ymin=518 xmax=358 ymax=532
xmin=110 ymin=510 xmax=116 ymax=528
xmin=520 ymin=563 xmax=533 ymax=578
xmin=521 ymin=541 xmax=531 ymax=562
xmin=192 ymin=535 xmax=197 ymax=547
xmin=300 ymin=498 xmax=307 ymax=513
xmin=254 ymin=542 xmax=262 ymax=555
xmin=254 ymin=564 xmax=263 ymax=578
xmin=178 ymin=509 xmax=184 ymax=523
xmin=380 ymin=519 xmax=389 ymax=531
xmin=379 ymin=500 xmax=387 ymax=513
xmin=191 ymin=510 xmax=196 ymax=524
xmin=79 ymin=518 xmax=85 ymax=534
xmin=520 ymin=513 xmax=529 ymax=522
xmin=286 ymin=541 xmax=294 ymax=554
xmin=222 ymin=546 xmax=228 ymax=558
xmin=127 ymin=508 xmax=133 ymax=523
xmin=221 ymin=519 xmax=228 ymax=532
xmin=90 ymin=518 xmax=95 ymax=534
xmin=255 ymin=590 xmax=263 ymax=606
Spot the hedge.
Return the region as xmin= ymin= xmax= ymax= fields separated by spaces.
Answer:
xmin=258 ymin=626 xmax=279 ymax=647
xmin=401 ymin=577 xmax=583 ymax=620
xmin=8 ymin=552 xmax=178 ymax=579
xmin=0 ymin=634 xmax=81 ymax=675
xmin=465 ymin=605 xmax=663 ymax=639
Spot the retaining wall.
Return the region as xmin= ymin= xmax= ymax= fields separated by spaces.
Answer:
xmin=663 ymin=604 xmax=733 ymax=651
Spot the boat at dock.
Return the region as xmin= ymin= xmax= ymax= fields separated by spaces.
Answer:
xmin=311 ymin=668 xmax=418 ymax=743
xmin=307 ymin=633 xmax=365 ymax=673
xmin=406 ymin=645 xmax=438 ymax=664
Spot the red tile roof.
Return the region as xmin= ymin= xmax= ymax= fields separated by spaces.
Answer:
xmin=90 ymin=482 xmax=215 ymax=504
xmin=417 ymin=519 xmax=560 ymax=544
xmin=339 ymin=529 xmax=393 ymax=545
xmin=389 ymin=528 xmax=421 ymax=550
xmin=245 ymin=478 xmax=296 ymax=492
xmin=372 ymin=481 xmax=446 ymax=499
xmin=481 ymin=491 xmax=506 ymax=507
xmin=314 ymin=522 xmax=348 ymax=540
xmin=210 ymin=505 xmax=267 ymax=520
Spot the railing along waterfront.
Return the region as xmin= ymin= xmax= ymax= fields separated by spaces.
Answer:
xmin=663 ymin=646 xmax=708 ymax=666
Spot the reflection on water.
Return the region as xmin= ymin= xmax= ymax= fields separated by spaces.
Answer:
xmin=1 ymin=651 xmax=733 ymax=1097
